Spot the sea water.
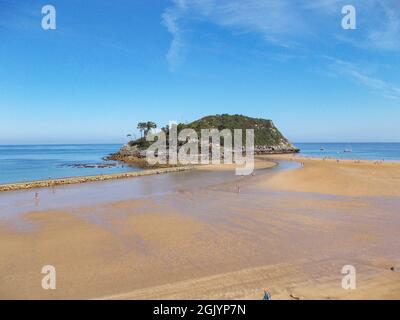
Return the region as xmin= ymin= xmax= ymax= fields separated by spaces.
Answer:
xmin=0 ymin=144 xmax=140 ymax=184
xmin=295 ymin=143 xmax=400 ymax=161
xmin=1 ymin=143 xmax=399 ymax=185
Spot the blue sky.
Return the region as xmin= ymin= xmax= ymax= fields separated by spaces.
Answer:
xmin=1 ymin=0 xmax=400 ymax=144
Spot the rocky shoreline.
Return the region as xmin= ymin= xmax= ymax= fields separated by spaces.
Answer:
xmin=0 ymin=166 xmax=194 ymax=192
xmin=107 ymin=143 xmax=299 ymax=166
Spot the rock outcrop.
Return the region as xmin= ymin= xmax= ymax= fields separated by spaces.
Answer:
xmin=109 ymin=114 xmax=299 ymax=164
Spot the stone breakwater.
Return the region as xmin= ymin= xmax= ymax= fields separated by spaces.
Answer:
xmin=0 ymin=166 xmax=194 ymax=192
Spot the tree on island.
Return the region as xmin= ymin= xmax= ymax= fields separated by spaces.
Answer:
xmin=137 ymin=121 xmax=157 ymax=138
xmin=145 ymin=121 xmax=157 ymax=134
xmin=137 ymin=122 xmax=147 ymax=138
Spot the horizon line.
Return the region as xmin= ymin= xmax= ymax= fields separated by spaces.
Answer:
xmin=1 ymin=141 xmax=400 ymax=146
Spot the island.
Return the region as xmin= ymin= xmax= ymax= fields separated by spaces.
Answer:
xmin=109 ymin=114 xmax=299 ymax=167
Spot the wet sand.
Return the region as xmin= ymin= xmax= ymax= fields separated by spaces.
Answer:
xmin=0 ymin=157 xmax=399 ymax=299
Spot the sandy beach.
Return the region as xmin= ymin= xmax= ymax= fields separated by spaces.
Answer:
xmin=0 ymin=157 xmax=399 ymax=300
xmin=261 ymin=155 xmax=400 ymax=197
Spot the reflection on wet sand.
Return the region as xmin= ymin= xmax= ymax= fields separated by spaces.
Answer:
xmin=0 ymin=159 xmax=399 ymax=299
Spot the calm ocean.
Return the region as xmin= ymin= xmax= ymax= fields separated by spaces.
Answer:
xmin=295 ymin=142 xmax=400 ymax=161
xmin=0 ymin=144 xmax=141 ymax=184
xmin=0 ymin=143 xmax=399 ymax=184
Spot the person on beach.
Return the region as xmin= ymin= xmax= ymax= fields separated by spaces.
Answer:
xmin=263 ymin=291 xmax=271 ymax=300
xmin=34 ymin=192 xmax=40 ymax=206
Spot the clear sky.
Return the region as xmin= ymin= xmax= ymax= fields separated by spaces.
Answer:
xmin=1 ymin=0 xmax=399 ymax=144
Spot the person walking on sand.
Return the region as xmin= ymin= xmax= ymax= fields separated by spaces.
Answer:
xmin=34 ymin=192 xmax=40 ymax=206
xmin=237 ymin=185 xmax=241 ymax=194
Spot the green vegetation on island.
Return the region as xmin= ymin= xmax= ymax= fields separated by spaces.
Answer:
xmin=109 ymin=114 xmax=299 ymax=166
